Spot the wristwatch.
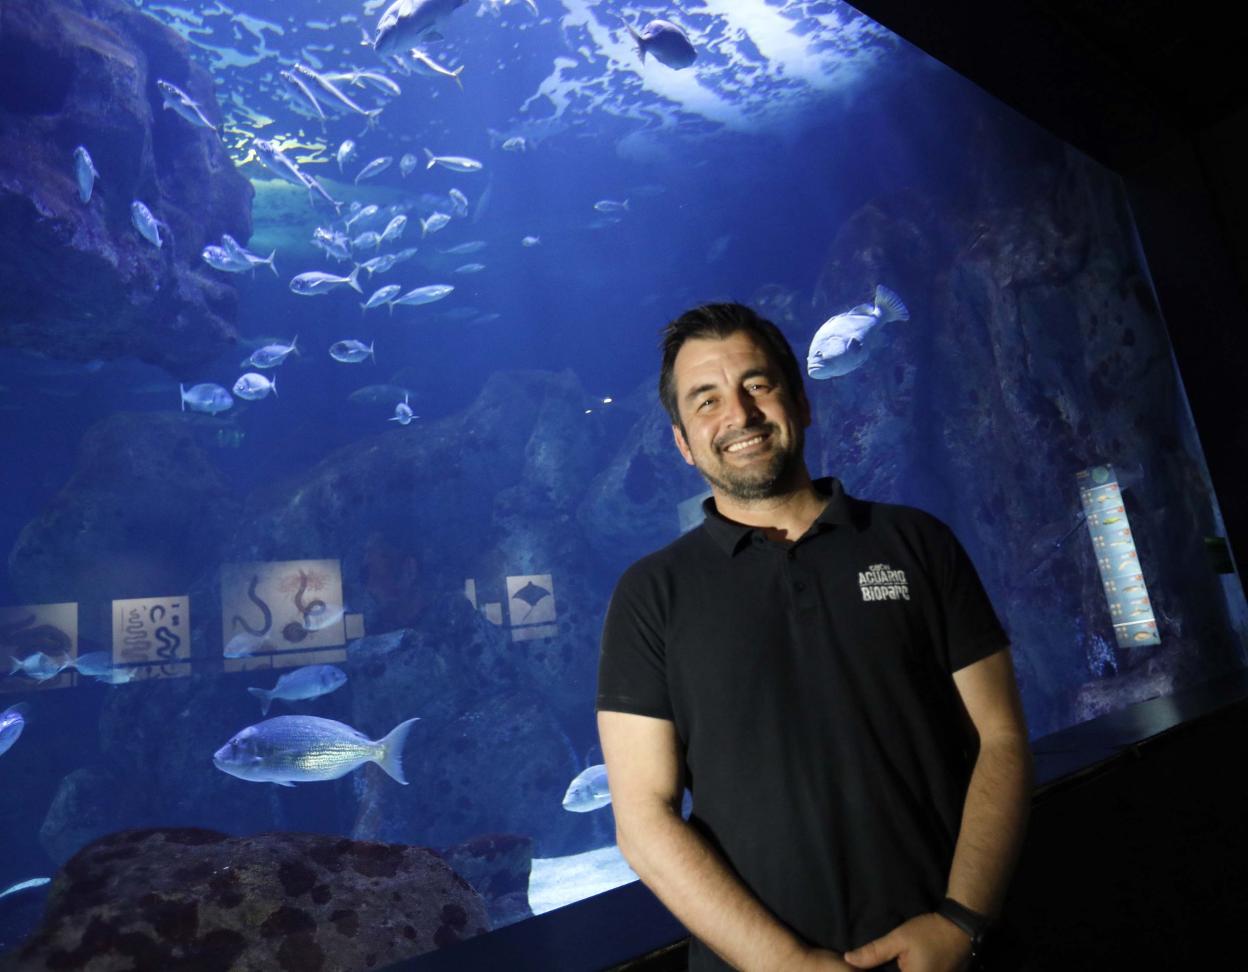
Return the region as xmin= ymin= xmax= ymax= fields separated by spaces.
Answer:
xmin=936 ymin=897 xmax=992 ymax=957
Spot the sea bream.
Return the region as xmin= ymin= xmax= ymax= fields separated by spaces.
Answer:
xmin=625 ymin=19 xmax=697 ymax=69
xmin=329 ymin=339 xmax=375 ymax=363
xmin=179 ymin=383 xmax=234 ymax=415
xmin=247 ymin=664 xmax=347 ymax=716
xmin=212 ymin=714 xmax=419 ymax=785
xmin=73 ymin=146 xmax=99 ymax=203
xmin=372 ymin=0 xmax=470 ymax=59
xmin=156 ymin=79 xmax=218 ymax=130
xmin=130 ymin=200 xmax=165 ymax=248
xmin=562 ymin=764 xmax=612 ymax=813
xmin=423 ymin=148 xmax=482 ymax=173
xmin=233 ymin=372 xmax=277 ymax=400
xmin=806 ymin=284 xmax=910 ymax=379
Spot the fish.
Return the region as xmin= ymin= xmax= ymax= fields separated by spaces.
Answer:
xmin=179 ymin=382 xmax=234 ymax=415
xmin=440 ymin=240 xmax=485 ymax=255
xmin=130 ymin=201 xmax=164 ymax=248
xmin=330 ymin=340 xmax=376 ymax=363
xmin=292 ymin=64 xmax=383 ymax=125
xmin=420 ymin=212 xmax=451 ymax=236
xmin=562 ymin=764 xmax=611 ymax=812
xmin=625 ymin=19 xmax=697 ymax=69
xmin=453 ymin=262 xmax=485 ymax=274
xmin=423 ymin=148 xmax=482 ymax=173
xmin=7 ymin=652 xmax=69 ymax=681
xmin=363 ymin=284 xmax=402 ymax=311
xmin=501 ymin=136 xmax=527 ymax=152
xmin=156 ymin=79 xmax=218 ymax=130
xmin=399 ymin=152 xmax=419 ymax=177
xmin=221 ymin=234 xmax=278 ymax=275
xmin=73 ymin=146 xmax=99 ymax=203
xmin=303 ymin=604 xmax=348 ymax=632
xmin=380 ymin=214 xmax=407 ymax=243
xmin=0 ymin=703 xmax=29 ymax=757
xmin=224 ymin=631 xmax=269 ymax=659
xmin=313 ymin=228 xmax=353 ymax=262
xmin=352 ymin=230 xmax=383 ymax=251
xmin=360 ymin=253 xmax=399 ymax=276
xmin=594 ymin=199 xmax=629 ymax=212
xmin=392 ymin=283 xmax=453 ymax=306
xmin=390 ymin=393 xmax=415 ymax=425
xmin=806 ymin=284 xmax=910 ymax=379
xmin=447 ymin=188 xmax=468 ymax=217
xmin=248 ymin=336 xmax=299 ymax=368
xmin=348 ymin=384 xmax=411 ymax=405
xmin=202 ymin=245 xmax=254 ymax=273
xmin=213 ymin=714 xmax=419 ymax=785
xmin=336 ymin=139 xmax=357 ymax=172
xmin=356 ymin=155 xmax=394 ymax=184
xmin=68 ymin=651 xmax=114 ymax=676
xmin=331 ymin=69 xmax=402 ymax=98
xmin=372 ymin=0 xmax=469 ymax=58
xmin=280 ymin=69 xmax=326 ymax=126
xmin=233 ymin=372 xmax=277 ymax=400
xmin=290 ymin=267 xmax=364 ymax=296
xmin=0 ymin=877 xmax=50 ymax=901
xmin=344 ymin=204 xmax=381 ymax=230
xmin=521 ymin=235 xmax=540 ymax=247
xmin=407 ymin=47 xmax=464 ymax=88
xmin=253 ymin=139 xmax=342 ymax=212
xmin=247 ymin=664 xmax=347 ymax=716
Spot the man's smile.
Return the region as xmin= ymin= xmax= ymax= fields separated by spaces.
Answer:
xmin=721 ymin=432 xmax=769 ymax=454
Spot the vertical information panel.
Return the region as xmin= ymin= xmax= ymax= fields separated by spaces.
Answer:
xmin=1077 ymin=465 xmax=1159 ymax=648
xmin=111 ymin=596 xmax=191 ymax=680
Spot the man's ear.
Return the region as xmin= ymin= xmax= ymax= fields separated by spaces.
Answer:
xmin=672 ymin=424 xmax=695 ymax=466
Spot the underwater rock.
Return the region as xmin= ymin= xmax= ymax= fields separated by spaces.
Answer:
xmin=7 ymin=412 xmax=242 ymax=605
xmin=0 ymin=0 xmax=251 ymax=373
xmin=434 ymin=833 xmax=534 ymax=929
xmin=2 ymin=828 xmax=489 ymax=971
xmin=38 ymin=767 xmax=138 ymax=867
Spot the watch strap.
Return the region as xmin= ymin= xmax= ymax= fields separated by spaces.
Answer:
xmin=936 ymin=897 xmax=991 ymax=953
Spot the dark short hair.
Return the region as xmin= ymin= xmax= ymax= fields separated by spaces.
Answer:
xmin=658 ymin=302 xmax=807 ymax=428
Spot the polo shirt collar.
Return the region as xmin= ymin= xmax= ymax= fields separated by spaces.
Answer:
xmin=700 ymin=477 xmax=856 ymax=556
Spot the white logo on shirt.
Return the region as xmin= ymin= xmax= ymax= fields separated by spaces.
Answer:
xmin=858 ymin=563 xmax=910 ymax=602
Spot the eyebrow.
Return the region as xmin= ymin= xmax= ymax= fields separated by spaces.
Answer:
xmin=681 ymin=367 xmax=774 ymax=406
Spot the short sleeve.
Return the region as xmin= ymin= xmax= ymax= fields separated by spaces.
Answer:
xmin=927 ymin=515 xmax=1010 ymax=672
xmin=596 ymin=560 xmax=674 ymax=719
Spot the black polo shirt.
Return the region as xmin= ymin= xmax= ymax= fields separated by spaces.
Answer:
xmin=597 ymin=478 xmax=1009 ymax=968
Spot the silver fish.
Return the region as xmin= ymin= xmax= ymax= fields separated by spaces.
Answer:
xmin=293 ymin=64 xmax=382 ymax=125
xmin=224 ymin=632 xmax=269 ymax=659
xmin=363 ymin=284 xmax=402 ymax=311
xmin=290 ymin=268 xmax=363 ymax=296
xmin=179 ymin=382 xmax=233 ymax=415
xmin=333 ymin=69 xmax=402 ymax=97
xmin=221 ymin=234 xmax=278 ymax=275
xmin=420 ymin=212 xmax=451 ymax=236
xmin=253 ymin=139 xmax=342 ymax=212
xmin=212 ymin=714 xmax=419 ymax=785
xmin=423 ymin=148 xmax=482 ymax=173
xmin=373 ymin=0 xmax=469 ymax=58
xmin=360 ymin=253 xmax=399 ymax=276
xmin=280 ymin=69 xmax=326 ymax=125
xmin=594 ymin=199 xmax=629 ymax=212
xmin=562 ymin=764 xmax=611 ymax=812
xmin=73 ymin=146 xmax=99 ymax=203
xmin=131 ymin=200 xmax=163 ymax=248
xmin=453 ymin=262 xmax=485 ymax=274
xmin=329 ymin=340 xmax=375 ymax=363
xmin=355 ymin=156 xmax=394 ymax=184
xmin=156 ymin=79 xmax=218 ymax=129
xmin=313 ymin=227 xmax=352 ymax=261
xmin=336 ymin=139 xmax=357 ymax=173
xmin=807 ymin=284 xmax=910 ymax=379
xmin=392 ymin=283 xmax=453 ymax=306
xmin=248 ymin=336 xmax=299 ymax=368
xmin=447 ymin=188 xmax=468 ymax=216
xmin=625 ymin=20 xmax=697 ymax=69
xmin=501 ymin=136 xmax=527 ymax=152
xmin=0 ymin=703 xmax=29 ymax=757
xmin=352 ymin=230 xmax=383 ymax=251
xmin=348 ymin=384 xmax=411 ymax=405
xmin=440 ymin=240 xmax=485 ymax=255
xmin=521 ymin=235 xmax=540 ymax=247
xmin=246 ymin=664 xmax=347 ymax=716
xmin=390 ymin=393 xmax=415 ymax=425
xmin=0 ymin=877 xmax=50 ymax=901
xmin=407 ymin=48 xmax=464 ymax=89
xmin=380 ymin=215 xmax=407 ymax=243
xmin=202 ymin=245 xmax=253 ymax=273
xmin=7 ymin=652 xmax=69 ymax=681
xmin=233 ymin=372 xmax=277 ymax=400
xmin=344 ymin=204 xmax=380 ymax=230
xmin=399 ymin=152 xmax=419 ymax=177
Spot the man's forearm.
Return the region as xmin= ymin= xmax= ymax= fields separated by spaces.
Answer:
xmin=618 ymin=807 xmax=837 ymax=972
xmin=945 ymin=733 xmax=1033 ymax=917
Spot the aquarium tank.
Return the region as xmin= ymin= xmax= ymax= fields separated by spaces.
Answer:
xmin=0 ymin=0 xmax=1245 ymax=966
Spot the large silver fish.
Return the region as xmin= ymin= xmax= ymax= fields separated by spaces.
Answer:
xmin=156 ymin=80 xmax=217 ymax=130
xmin=562 ymin=764 xmax=611 ymax=813
xmin=212 ymin=714 xmax=419 ymax=785
xmin=372 ymin=0 xmax=469 ymax=58
xmin=179 ymin=382 xmax=233 ymax=414
xmin=806 ymin=284 xmax=910 ymax=379
xmin=0 ymin=703 xmax=29 ymax=757
xmin=73 ymin=146 xmax=99 ymax=203
xmin=247 ymin=664 xmax=346 ymax=716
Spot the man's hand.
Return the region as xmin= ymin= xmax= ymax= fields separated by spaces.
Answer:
xmin=842 ymin=912 xmax=973 ymax=972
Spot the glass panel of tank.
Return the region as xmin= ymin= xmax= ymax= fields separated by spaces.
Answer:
xmin=0 ymin=0 xmax=1245 ymax=962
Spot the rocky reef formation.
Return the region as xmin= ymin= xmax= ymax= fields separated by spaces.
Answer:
xmin=2 ymin=828 xmax=489 ymax=972
xmin=0 ymin=0 xmax=251 ymax=373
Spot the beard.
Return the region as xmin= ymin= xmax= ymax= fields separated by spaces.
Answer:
xmin=693 ymin=422 xmax=805 ymax=502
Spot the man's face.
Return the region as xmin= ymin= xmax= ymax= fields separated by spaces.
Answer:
xmin=670 ymin=331 xmax=810 ymax=501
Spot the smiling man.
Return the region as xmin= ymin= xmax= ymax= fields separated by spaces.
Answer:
xmin=596 ymin=303 xmax=1033 ymax=972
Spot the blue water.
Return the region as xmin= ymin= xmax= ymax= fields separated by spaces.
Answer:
xmin=1 ymin=0 xmax=1245 ymax=960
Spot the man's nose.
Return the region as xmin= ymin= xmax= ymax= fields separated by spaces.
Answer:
xmin=724 ymin=388 xmax=762 ymax=427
